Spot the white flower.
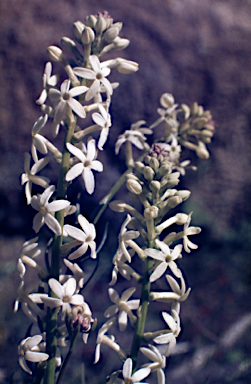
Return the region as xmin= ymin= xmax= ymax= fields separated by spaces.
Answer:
xmin=31 ymin=185 xmax=70 ymax=235
xmin=73 ymin=55 xmax=113 ymax=101
xmin=42 ymin=277 xmax=84 ymax=314
xmin=150 ymin=93 xmax=178 ymax=130
xmin=140 ymin=344 xmax=166 ymax=384
xmin=118 ymin=214 xmax=140 ymax=263
xmin=94 ymin=317 xmax=120 ymax=364
xmin=182 ymin=212 xmax=201 ymax=253
xmin=115 ymin=121 xmax=151 ymax=155
xmin=21 ymin=152 xmax=50 ymax=204
xmin=118 ymin=358 xmax=151 ymax=384
xmin=154 ymin=309 xmax=181 ymax=357
xmin=145 ymin=240 xmax=182 ymax=282
xmin=165 ymin=274 xmax=191 ymax=302
xmin=63 ymin=214 xmax=96 ymax=260
xmin=49 ymin=79 xmax=88 ymax=137
xmin=36 ymin=62 xmax=59 ymax=105
xmin=109 ymin=248 xmax=136 ymax=286
xmin=31 ymin=115 xmax=48 ymax=162
xmin=158 ymin=137 xmax=181 ymax=164
xmin=18 ymin=335 xmax=49 ymax=375
xmin=104 ymin=287 xmax=139 ymax=331
xmin=92 ymin=103 xmax=112 ymax=150
xmin=65 ymin=140 xmax=103 ymax=194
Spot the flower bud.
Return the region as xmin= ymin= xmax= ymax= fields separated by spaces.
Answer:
xmin=126 ymin=179 xmax=142 ymax=195
xmin=116 ymin=58 xmax=139 ymax=74
xmin=85 ymin=15 xmax=97 ymax=28
xmin=158 ymin=162 xmax=172 ymax=178
xmin=149 ymin=157 xmax=159 ymax=171
xmin=134 ymin=161 xmax=145 ymax=173
xmin=181 ymin=104 xmax=190 ymax=120
xmin=166 ymin=196 xmax=182 ymax=209
xmin=47 ymin=46 xmax=64 ymax=62
xmin=61 ymin=37 xmax=76 ymax=51
xmin=94 ymin=15 xmax=107 ymax=35
xmin=190 ymin=102 xmax=199 ymax=115
xmin=175 ymin=190 xmax=191 ymax=201
xmin=113 ymin=37 xmax=130 ymax=50
xmin=81 ymin=26 xmax=95 ymax=45
xmin=193 ymin=117 xmax=208 ymax=129
xmin=196 ymin=141 xmax=210 ymax=159
xmin=160 ymin=93 xmax=175 ymax=108
xmin=103 ymin=25 xmax=120 ymax=43
xmin=175 ymin=213 xmax=189 ymax=225
xmin=149 ymin=180 xmax=161 ymax=192
xmin=143 ymin=166 xmax=155 ymax=181
xmin=144 ymin=206 xmax=159 ymax=219
xmin=109 ymin=200 xmax=126 ymax=212
xmin=73 ymin=21 xmax=85 ymax=42
xmin=179 ymin=121 xmax=191 ymax=134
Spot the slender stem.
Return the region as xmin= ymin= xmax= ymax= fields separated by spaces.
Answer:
xmin=44 ymin=114 xmax=77 ymax=384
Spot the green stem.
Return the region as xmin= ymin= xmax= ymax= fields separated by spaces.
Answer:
xmin=44 ymin=114 xmax=77 ymax=384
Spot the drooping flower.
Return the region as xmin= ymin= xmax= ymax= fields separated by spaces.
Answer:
xmin=49 ymin=79 xmax=88 ymax=136
xmin=18 ymin=335 xmax=49 ymax=375
xmin=115 ymin=121 xmax=152 ymax=155
xmin=92 ymin=103 xmax=112 ymax=150
xmin=63 ymin=214 xmax=96 ymax=260
xmin=182 ymin=212 xmax=201 ymax=253
xmin=42 ymin=277 xmax=84 ymax=314
xmin=94 ymin=317 xmax=122 ymax=364
xmin=104 ymin=287 xmax=139 ymax=331
xmin=31 ymin=185 xmax=70 ymax=235
xmin=73 ymin=55 xmax=113 ymax=101
xmin=64 ymin=258 xmax=85 ymax=289
xmin=21 ymin=152 xmax=50 ymax=204
xmin=65 ymin=139 xmax=103 ymax=194
xmin=118 ymin=214 xmax=140 ymax=263
xmin=31 ymin=115 xmax=48 ymax=163
xmin=145 ymin=240 xmax=182 ymax=282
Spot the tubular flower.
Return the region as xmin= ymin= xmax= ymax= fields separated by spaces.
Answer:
xmin=118 ymin=214 xmax=140 ymax=263
xmin=63 ymin=214 xmax=96 ymax=260
xmin=18 ymin=335 xmax=49 ymax=375
xmin=73 ymin=55 xmax=113 ymax=101
xmin=92 ymin=103 xmax=112 ymax=150
xmin=65 ymin=139 xmax=103 ymax=194
xmin=31 ymin=185 xmax=70 ymax=235
xmin=154 ymin=309 xmax=181 ymax=357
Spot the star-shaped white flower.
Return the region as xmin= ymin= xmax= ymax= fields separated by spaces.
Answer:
xmin=182 ymin=212 xmax=201 ymax=253
xmin=64 ymin=258 xmax=85 ymax=289
xmin=104 ymin=287 xmax=139 ymax=331
xmin=92 ymin=103 xmax=112 ymax=150
xmin=31 ymin=185 xmax=70 ymax=235
xmin=18 ymin=335 xmax=49 ymax=375
xmin=63 ymin=214 xmax=96 ymax=260
xmin=65 ymin=139 xmax=103 ymax=194
xmin=115 ymin=121 xmax=151 ymax=155
xmin=119 ymin=358 xmax=151 ymax=384
xmin=140 ymin=344 xmax=166 ymax=384
xmin=94 ymin=317 xmax=119 ymax=364
xmin=21 ymin=152 xmax=50 ymax=204
xmin=49 ymin=79 xmax=88 ymax=137
xmin=109 ymin=248 xmax=136 ymax=286
xmin=145 ymin=240 xmax=182 ymax=282
xmin=154 ymin=309 xmax=181 ymax=357
xmin=42 ymin=277 xmax=84 ymax=314
xmin=36 ymin=62 xmax=59 ymax=105
xmin=73 ymin=55 xmax=113 ymax=101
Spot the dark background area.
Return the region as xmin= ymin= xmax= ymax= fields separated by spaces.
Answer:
xmin=1 ymin=0 xmax=251 ymax=383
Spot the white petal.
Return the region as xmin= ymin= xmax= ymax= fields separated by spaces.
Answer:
xmin=33 ymin=212 xmax=44 ymax=233
xmin=150 ymin=262 xmax=167 ymax=282
xmin=89 ymin=55 xmax=101 ymax=73
xmin=64 ymin=277 xmax=77 ymax=297
xmin=131 ymin=366 xmax=151 ymax=382
xmin=83 ymin=167 xmax=95 ymax=194
xmin=47 ymin=200 xmax=70 ymax=213
xmin=123 ymin=358 xmax=132 ymax=378
xmin=64 ymin=224 xmax=86 ymax=241
xmin=68 ymin=97 xmax=86 ymax=118
xmin=49 ymin=278 xmax=64 ymax=299
xmin=73 ymin=67 xmax=96 ymax=80
xmin=66 ymin=163 xmax=84 ymax=181
xmin=44 ymin=213 xmax=62 ymax=235
xmin=25 ymin=351 xmax=49 ymax=363
xmin=66 ymin=142 xmax=86 ymax=163
xmin=69 ymin=85 xmax=88 ymax=97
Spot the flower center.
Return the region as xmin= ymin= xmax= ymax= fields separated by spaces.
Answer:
xmin=84 ymin=160 xmax=91 ymax=167
xmin=85 ymin=235 xmax=93 ymax=242
xmin=62 ymin=294 xmax=72 ymax=303
xmin=40 ymin=206 xmax=48 ymax=215
xmin=96 ymin=72 xmax=103 ymax=80
xmin=63 ymin=92 xmax=70 ymax=101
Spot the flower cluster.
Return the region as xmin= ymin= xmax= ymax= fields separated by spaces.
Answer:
xmin=15 ymin=11 xmax=214 ymax=384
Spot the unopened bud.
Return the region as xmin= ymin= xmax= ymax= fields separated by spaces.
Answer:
xmin=73 ymin=21 xmax=85 ymax=42
xmin=190 ymin=102 xmax=199 ymax=115
xmin=85 ymin=15 xmax=97 ymax=28
xmin=181 ymin=104 xmax=190 ymax=120
xmin=193 ymin=117 xmax=208 ymax=129
xmin=175 ymin=213 xmax=189 ymax=225
xmin=47 ymin=46 xmax=64 ymax=62
xmin=149 ymin=157 xmax=159 ymax=171
xmin=116 ymin=58 xmax=139 ymax=74
xmin=143 ymin=166 xmax=155 ymax=181
xmin=134 ymin=161 xmax=145 ymax=173
xmin=113 ymin=37 xmax=130 ymax=50
xmin=94 ymin=15 xmax=107 ymax=35
xmin=126 ymin=179 xmax=142 ymax=194
xmin=166 ymin=196 xmax=182 ymax=209
xmin=175 ymin=190 xmax=191 ymax=201
xmin=144 ymin=206 xmax=159 ymax=219
xmin=61 ymin=37 xmax=76 ymax=51
xmin=196 ymin=141 xmax=210 ymax=159
xmin=149 ymin=180 xmax=161 ymax=192
xmin=103 ymin=25 xmax=120 ymax=43
xmin=160 ymin=93 xmax=175 ymax=108
xmin=158 ymin=162 xmax=172 ymax=177
xmin=81 ymin=26 xmax=95 ymax=45
xmin=109 ymin=200 xmax=126 ymax=212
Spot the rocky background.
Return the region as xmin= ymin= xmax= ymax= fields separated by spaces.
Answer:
xmin=1 ymin=0 xmax=251 ymax=383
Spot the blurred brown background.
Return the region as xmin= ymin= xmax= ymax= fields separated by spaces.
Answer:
xmin=1 ymin=0 xmax=251 ymax=383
